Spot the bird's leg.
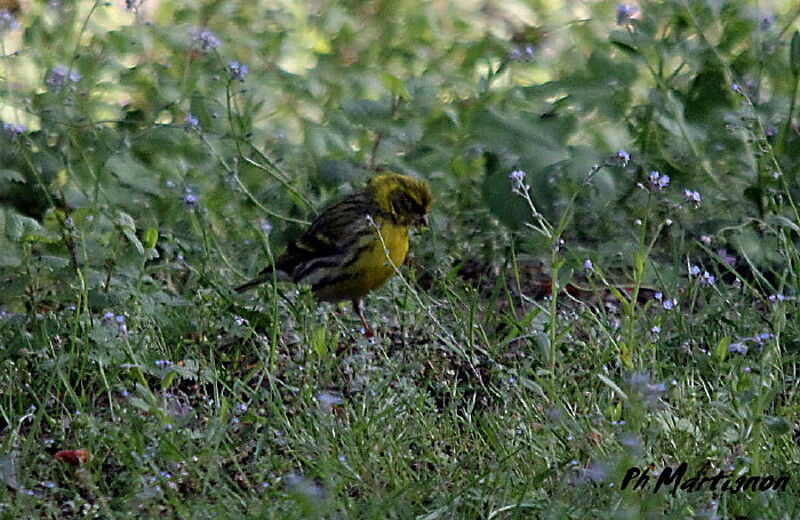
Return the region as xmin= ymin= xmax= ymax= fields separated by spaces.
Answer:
xmin=352 ymin=298 xmax=373 ymax=337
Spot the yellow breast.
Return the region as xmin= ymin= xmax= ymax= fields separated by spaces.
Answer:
xmin=311 ymin=222 xmax=409 ymax=302
xmin=355 ymin=222 xmax=409 ymax=292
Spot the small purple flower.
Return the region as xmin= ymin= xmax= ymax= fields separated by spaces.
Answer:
xmin=716 ymin=249 xmax=736 ymax=266
xmin=653 ymin=291 xmax=663 ymax=301
xmin=698 ymin=271 xmax=715 ymax=286
xmin=760 ymin=13 xmax=774 ymax=31
xmin=184 ymin=193 xmax=198 ymax=205
xmin=102 ymin=311 xmax=115 ymax=321
xmin=0 ymin=10 xmax=18 ymax=33
xmin=615 ymin=149 xmax=631 ymax=166
xmin=155 ymin=359 xmax=172 ymax=367
xmin=183 ymin=113 xmax=200 ymax=132
xmin=662 ymin=298 xmax=677 ymax=310
xmin=260 ymin=219 xmax=273 ymax=234
xmin=684 ymin=189 xmax=701 ymax=208
xmin=46 ymin=64 xmax=81 ymax=92
xmin=616 ymin=4 xmax=638 ymax=25
xmin=509 ymin=169 xmax=526 ymax=183
xmin=647 ymin=170 xmax=670 ymax=191
xmin=768 ymin=293 xmax=785 ymax=302
xmin=651 ymin=325 xmax=661 ymax=335
xmin=700 ymin=235 xmax=712 ymax=245
xmin=583 ymin=259 xmax=593 ymax=270
xmin=189 ymin=27 xmax=221 ymax=53
xmin=508 ymin=43 xmax=535 ymax=62
xmin=742 ymin=366 xmax=751 ymax=373
xmin=3 ymin=123 xmax=25 ymax=137
xmin=731 ymin=83 xmax=744 ymax=95
xmin=689 ymin=265 xmax=701 ymax=276
xmin=228 ymin=61 xmax=249 ymax=82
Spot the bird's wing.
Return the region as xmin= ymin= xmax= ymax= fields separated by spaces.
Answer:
xmin=275 ymin=192 xmax=377 ymax=280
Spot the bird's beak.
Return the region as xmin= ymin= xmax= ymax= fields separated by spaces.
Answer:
xmin=416 ymin=214 xmax=429 ymax=227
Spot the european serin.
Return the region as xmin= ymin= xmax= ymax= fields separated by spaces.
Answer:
xmin=235 ymin=173 xmax=433 ymax=331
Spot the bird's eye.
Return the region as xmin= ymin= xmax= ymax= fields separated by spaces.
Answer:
xmin=390 ymin=190 xmax=427 ymax=222
xmin=391 ymin=192 xmax=411 ymax=214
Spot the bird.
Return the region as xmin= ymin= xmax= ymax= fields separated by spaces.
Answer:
xmin=235 ymin=173 xmax=433 ymax=332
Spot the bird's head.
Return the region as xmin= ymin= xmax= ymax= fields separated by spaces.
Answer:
xmin=367 ymin=173 xmax=433 ymax=227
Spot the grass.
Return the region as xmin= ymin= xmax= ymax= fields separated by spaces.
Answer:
xmin=2 ymin=178 xmax=798 ymax=518
xmin=1 ymin=1 xmax=800 ymax=518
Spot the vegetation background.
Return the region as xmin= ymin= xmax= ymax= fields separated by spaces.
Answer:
xmin=0 ymin=0 xmax=799 ymax=517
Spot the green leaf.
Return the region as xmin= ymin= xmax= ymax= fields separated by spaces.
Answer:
xmin=310 ymin=326 xmax=328 ymax=356
xmin=5 ymin=212 xmax=42 ymax=242
xmin=763 ymin=415 xmax=791 ymax=436
xmin=341 ymin=98 xmax=392 ymax=128
xmin=106 ymin=152 xmax=160 ymax=195
xmin=123 ymin=229 xmax=144 ymax=255
xmin=317 ymin=159 xmax=370 ymax=187
xmin=0 ymin=246 xmax=21 ymax=267
xmin=142 ymin=227 xmax=159 ymax=250
xmin=116 ymin=211 xmax=144 ymax=255
xmin=161 ymin=370 xmax=176 ymax=390
xmin=36 ymin=255 xmax=70 ymax=269
xmin=767 ymin=214 xmax=800 ymax=234
xmin=381 ymin=73 xmax=410 ymax=99
xmin=684 ymin=60 xmax=733 ymax=122
xmin=596 ymin=374 xmax=629 ymax=401
xmin=791 ymin=31 xmax=800 ymax=78
xmin=713 ymin=336 xmax=729 ymax=363
xmin=115 ymin=211 xmax=136 ymax=229
xmin=0 ymin=169 xmax=26 ymax=183
xmin=0 ymin=452 xmax=19 ymax=490
xmin=609 ymin=30 xmax=639 ymax=55
xmin=742 ymin=185 xmax=763 ymax=213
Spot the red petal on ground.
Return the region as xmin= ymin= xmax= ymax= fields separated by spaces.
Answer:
xmin=54 ymin=449 xmax=89 ymax=465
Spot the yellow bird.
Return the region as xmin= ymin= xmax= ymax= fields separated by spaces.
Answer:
xmin=235 ymin=173 xmax=433 ymax=331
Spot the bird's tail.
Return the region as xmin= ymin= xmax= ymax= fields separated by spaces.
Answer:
xmin=234 ymin=266 xmax=276 ymax=293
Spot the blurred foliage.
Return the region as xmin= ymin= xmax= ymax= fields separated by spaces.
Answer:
xmin=2 ymin=0 xmax=800 ymax=308
xmin=1 ymin=1 xmax=800 ymax=517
